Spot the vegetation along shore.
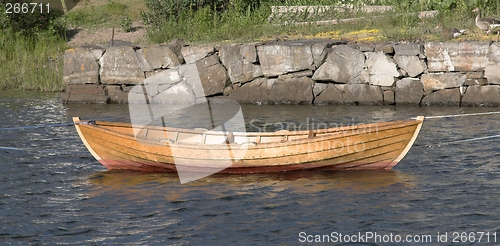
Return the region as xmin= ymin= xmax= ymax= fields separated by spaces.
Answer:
xmin=0 ymin=0 xmax=499 ymax=92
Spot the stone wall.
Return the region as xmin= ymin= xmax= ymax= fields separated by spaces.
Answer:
xmin=63 ymin=40 xmax=500 ymax=106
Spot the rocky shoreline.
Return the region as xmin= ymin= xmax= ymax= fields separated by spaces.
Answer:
xmin=63 ymin=40 xmax=500 ymax=106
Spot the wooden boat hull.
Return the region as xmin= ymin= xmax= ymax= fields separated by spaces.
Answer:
xmin=73 ymin=116 xmax=424 ymax=173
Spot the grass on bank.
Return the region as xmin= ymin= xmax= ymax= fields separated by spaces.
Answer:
xmin=143 ymin=0 xmax=499 ymax=45
xmin=1 ymin=0 xmax=499 ymax=91
xmin=0 ymin=29 xmax=67 ymax=91
xmin=65 ymin=0 xmax=147 ymax=29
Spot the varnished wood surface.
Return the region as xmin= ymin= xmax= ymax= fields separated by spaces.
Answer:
xmin=73 ymin=116 xmax=424 ymax=173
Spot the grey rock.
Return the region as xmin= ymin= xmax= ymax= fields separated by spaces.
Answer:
xmin=99 ymin=46 xmax=145 ymax=85
xmin=365 ymin=51 xmax=400 ymax=86
xmin=63 ymin=84 xmax=108 ymax=104
xmin=313 ymin=84 xmax=350 ymax=104
xmin=152 ymin=82 xmax=196 ymax=104
xmin=227 ymin=78 xmax=268 ymax=104
xmin=257 ymin=42 xmax=314 ymax=77
xmin=312 ymin=82 xmax=329 ymax=98
xmin=421 ymin=88 xmax=461 ymax=106
xmin=421 ymin=73 xmax=466 ymax=92
xmin=195 ymin=55 xmax=228 ymax=97
xmin=219 ymin=45 xmax=263 ymax=84
xmin=343 ymin=83 xmax=384 ymax=105
xmin=365 ymin=52 xmax=400 ymax=76
xmin=312 ymin=45 xmax=365 ymax=83
xmin=490 ymin=43 xmax=500 ymax=63
xmin=63 ymin=48 xmax=99 ymax=85
xmin=268 ymin=75 xmax=314 ymax=104
xmin=142 ymin=45 xmax=181 ymax=69
xmin=464 ymin=78 xmax=488 ymax=86
xmin=107 ymin=85 xmax=129 ymax=104
xmin=240 ymin=44 xmax=259 ymax=63
xmin=485 ymin=64 xmax=500 ymax=85
xmin=393 ymin=44 xmax=424 ymax=56
xmin=383 ymin=89 xmax=395 ymax=105
xmin=357 ymin=43 xmax=375 ymax=52
xmin=395 ymin=78 xmax=423 ymax=105
xmin=290 ymin=70 xmax=313 ymax=78
xmin=181 ymin=44 xmax=215 ymax=64
xmin=425 ymin=42 xmax=490 ymax=72
xmin=374 ymin=43 xmax=394 ymax=54
xmin=466 ymin=71 xmax=485 ymax=79
xmin=462 ymin=85 xmax=500 ymax=106
xmin=134 ymin=48 xmax=153 ymax=72
xmin=311 ymin=42 xmax=333 ymax=68
xmin=142 ymin=69 xmax=182 ymax=97
xmin=394 ymin=55 xmax=426 ymax=77
xmin=369 ymin=75 xmax=396 ymax=87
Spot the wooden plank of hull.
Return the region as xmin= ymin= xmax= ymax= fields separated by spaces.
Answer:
xmin=80 ymin=121 xmax=414 ymax=168
xmin=73 ymin=116 xmax=424 ymax=173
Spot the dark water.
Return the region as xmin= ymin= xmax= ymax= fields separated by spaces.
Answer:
xmin=1 ymin=90 xmax=500 ymax=245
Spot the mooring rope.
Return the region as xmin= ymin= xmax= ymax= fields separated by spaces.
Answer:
xmin=0 ymin=146 xmax=24 ymax=151
xmin=413 ymin=110 xmax=500 ymax=119
xmin=412 ymin=110 xmax=500 ymax=147
xmin=418 ymin=134 xmax=500 ymax=148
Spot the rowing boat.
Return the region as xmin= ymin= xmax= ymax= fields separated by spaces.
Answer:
xmin=73 ymin=116 xmax=424 ymax=177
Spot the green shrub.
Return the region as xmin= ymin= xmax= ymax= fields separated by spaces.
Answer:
xmin=121 ymin=16 xmax=132 ymax=32
xmin=0 ymin=2 xmax=66 ymax=91
xmin=0 ymin=0 xmax=66 ymax=37
xmin=142 ymin=0 xmax=271 ymax=43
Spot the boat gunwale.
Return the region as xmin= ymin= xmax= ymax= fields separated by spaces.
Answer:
xmin=76 ymin=118 xmax=424 ymax=149
xmin=92 ymin=119 xmax=412 ymax=137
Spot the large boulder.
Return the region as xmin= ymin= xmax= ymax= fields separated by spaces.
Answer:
xmin=313 ymin=83 xmax=351 ymax=104
xmin=393 ymin=55 xmax=426 ymax=77
xmin=226 ymin=78 xmax=269 ymax=104
xmin=486 ymin=44 xmax=500 ymax=85
xmin=425 ymin=42 xmax=490 ymax=72
xmin=365 ymin=51 xmax=400 ymax=86
xmin=311 ymin=42 xmax=334 ymax=68
xmin=63 ymin=84 xmax=108 ymax=104
xmin=257 ymin=41 xmax=314 ymax=77
xmin=219 ymin=44 xmax=263 ymax=84
xmin=141 ymin=68 xmax=183 ymax=98
xmin=485 ymin=64 xmax=500 ymax=84
xmin=151 ymin=82 xmax=196 ymax=104
xmin=490 ymin=43 xmax=500 ymax=63
xmin=421 ymin=88 xmax=461 ymax=106
xmin=462 ymin=85 xmax=500 ymax=106
xmin=268 ymin=75 xmax=314 ymax=104
xmin=393 ymin=44 xmax=424 ymax=56
xmin=343 ymin=83 xmax=384 ymax=105
xmin=141 ymin=45 xmax=182 ymax=69
xmin=421 ymin=73 xmax=466 ymax=92
xmin=63 ymin=48 xmax=99 ymax=84
xmin=312 ymin=45 xmax=365 ymax=83
xmin=181 ymin=44 xmax=215 ymax=64
xmin=195 ymin=55 xmax=228 ymax=97
xmin=99 ymin=46 xmax=145 ymax=85
xmin=395 ymin=78 xmax=423 ymax=105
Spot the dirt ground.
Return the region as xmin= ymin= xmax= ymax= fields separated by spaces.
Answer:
xmin=66 ymin=21 xmax=149 ymax=47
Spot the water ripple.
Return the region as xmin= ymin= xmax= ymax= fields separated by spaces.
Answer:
xmin=2 ymin=91 xmax=500 ymax=244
